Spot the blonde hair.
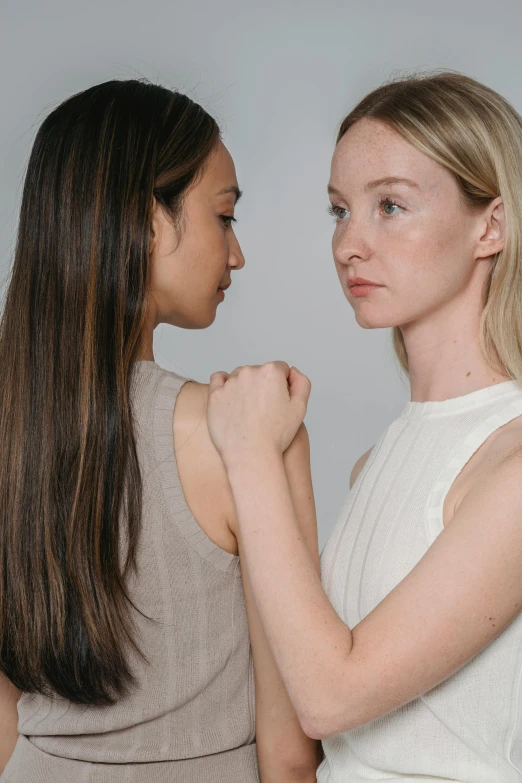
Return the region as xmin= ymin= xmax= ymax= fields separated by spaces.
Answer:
xmin=337 ymin=71 xmax=522 ymax=379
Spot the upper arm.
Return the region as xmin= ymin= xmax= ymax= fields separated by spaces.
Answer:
xmin=349 ymin=445 xmax=373 ymax=489
xmin=173 ymin=381 xmax=238 ymax=555
xmin=324 ymin=448 xmax=522 ymax=736
xmin=0 ymin=673 xmax=20 ymax=772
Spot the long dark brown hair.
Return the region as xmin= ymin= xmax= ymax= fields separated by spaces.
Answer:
xmin=0 ymin=80 xmax=219 ymax=705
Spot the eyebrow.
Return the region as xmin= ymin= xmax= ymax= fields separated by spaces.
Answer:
xmin=365 ymin=176 xmax=420 ymax=191
xmin=327 ymin=177 xmax=420 ymax=197
xmin=216 ymin=186 xmax=243 ymax=203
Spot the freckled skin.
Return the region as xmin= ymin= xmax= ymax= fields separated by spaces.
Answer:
xmin=329 ymin=119 xmax=492 ymax=333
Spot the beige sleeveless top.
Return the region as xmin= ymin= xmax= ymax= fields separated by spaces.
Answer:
xmin=3 ymin=361 xmax=258 ymax=783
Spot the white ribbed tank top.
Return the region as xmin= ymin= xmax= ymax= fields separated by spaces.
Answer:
xmin=318 ymin=379 xmax=522 ymax=783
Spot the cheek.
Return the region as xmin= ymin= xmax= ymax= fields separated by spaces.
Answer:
xmin=388 ymin=231 xmax=475 ymax=330
xmin=387 ymin=213 xmax=469 ymax=287
xmin=176 ymin=230 xmax=227 ymax=293
xmin=191 ymin=224 xmax=228 ymax=281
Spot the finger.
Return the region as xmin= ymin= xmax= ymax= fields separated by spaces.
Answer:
xmin=209 ymin=371 xmax=229 ymax=393
xmin=267 ymin=360 xmax=291 ymax=378
xmin=227 ymin=365 xmax=246 ymax=379
xmin=228 ymin=364 xmax=265 ymax=379
xmin=288 ymin=366 xmax=312 ymax=404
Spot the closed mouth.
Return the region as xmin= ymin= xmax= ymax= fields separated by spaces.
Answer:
xmin=348 ymin=277 xmax=380 ymax=288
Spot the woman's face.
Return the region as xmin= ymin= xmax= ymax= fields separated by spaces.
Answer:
xmin=328 ymin=118 xmax=500 ymax=331
xmin=149 ymin=141 xmax=244 ymax=329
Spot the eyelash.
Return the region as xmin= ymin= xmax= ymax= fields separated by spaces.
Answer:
xmin=378 ymin=197 xmax=405 ymax=215
xmin=327 ymin=204 xmax=345 ymax=220
xmin=327 ymin=198 xmax=405 ymax=220
xmin=220 ymin=215 xmax=237 ymax=228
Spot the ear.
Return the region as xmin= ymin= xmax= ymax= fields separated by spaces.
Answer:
xmin=149 ymin=196 xmax=161 ymax=257
xmin=475 ymin=196 xmax=505 ymax=260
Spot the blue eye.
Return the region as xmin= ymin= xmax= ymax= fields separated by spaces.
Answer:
xmin=327 ymin=204 xmax=350 ymax=221
xmin=379 ymin=198 xmax=403 ymax=216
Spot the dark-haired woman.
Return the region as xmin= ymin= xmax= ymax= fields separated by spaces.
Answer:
xmin=0 ymin=80 xmax=320 ymax=782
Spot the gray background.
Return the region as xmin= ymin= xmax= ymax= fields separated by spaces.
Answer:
xmin=2 ymin=0 xmax=521 ymax=547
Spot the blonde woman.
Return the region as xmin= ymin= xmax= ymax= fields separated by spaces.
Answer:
xmin=207 ymin=72 xmax=522 ymax=782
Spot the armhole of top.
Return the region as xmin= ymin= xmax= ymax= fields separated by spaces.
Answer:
xmin=152 ymin=370 xmax=240 ymax=576
xmin=350 ymin=445 xmax=375 ymax=490
xmin=425 ymin=398 xmax=522 ymax=544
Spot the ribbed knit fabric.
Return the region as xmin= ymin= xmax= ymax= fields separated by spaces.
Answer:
xmin=2 ymin=361 xmax=258 ymax=783
xmin=318 ymin=380 xmax=522 ymax=783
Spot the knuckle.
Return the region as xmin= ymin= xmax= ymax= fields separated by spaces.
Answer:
xmin=265 ymin=361 xmax=283 ymax=375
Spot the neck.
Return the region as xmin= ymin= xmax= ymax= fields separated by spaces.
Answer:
xmin=135 ymin=308 xmax=156 ymax=362
xmin=402 ymin=284 xmax=509 ymax=403
xmin=136 ymin=341 xmax=155 ymax=362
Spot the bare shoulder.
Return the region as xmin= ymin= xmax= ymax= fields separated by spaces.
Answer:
xmin=174 ymin=380 xmax=209 ymax=437
xmin=350 ymin=446 xmax=373 ymax=489
xmin=447 ymin=413 xmax=522 ymax=523
xmin=455 ymin=431 xmax=522 ymax=523
xmin=475 ymin=433 xmax=522 ymax=495
xmin=173 ymin=381 xmax=238 ymax=555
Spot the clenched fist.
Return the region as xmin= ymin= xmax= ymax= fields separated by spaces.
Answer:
xmin=207 ymin=361 xmax=311 ymax=470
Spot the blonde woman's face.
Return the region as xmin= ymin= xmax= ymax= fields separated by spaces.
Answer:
xmin=328 ymin=119 xmax=495 ymax=331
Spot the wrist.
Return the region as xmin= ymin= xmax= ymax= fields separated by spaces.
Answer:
xmin=224 ymin=444 xmax=285 ymax=481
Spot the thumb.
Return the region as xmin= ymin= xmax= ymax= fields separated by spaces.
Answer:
xmin=209 ymin=371 xmax=229 ymax=394
xmin=288 ymin=366 xmax=311 ymax=406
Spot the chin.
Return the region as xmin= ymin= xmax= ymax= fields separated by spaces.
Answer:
xmin=353 ymin=308 xmax=394 ymax=330
xmin=186 ymin=315 xmax=216 ymax=330
xmin=196 ymin=308 xmax=218 ymax=329
xmin=167 ymin=308 xmax=217 ymax=330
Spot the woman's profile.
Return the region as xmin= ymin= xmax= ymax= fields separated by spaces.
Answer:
xmin=207 ymin=72 xmax=522 ymax=781
xmin=0 ymin=79 xmax=320 ymax=781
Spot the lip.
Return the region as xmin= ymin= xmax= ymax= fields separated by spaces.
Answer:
xmin=216 ymin=282 xmax=230 ymax=302
xmin=348 ymin=277 xmax=379 ymax=287
xmin=348 ymin=276 xmax=383 ymax=297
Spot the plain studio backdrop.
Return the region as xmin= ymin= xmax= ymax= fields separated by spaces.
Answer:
xmin=1 ymin=0 xmax=521 ymax=547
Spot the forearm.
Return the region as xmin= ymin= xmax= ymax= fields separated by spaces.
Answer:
xmin=228 ymin=449 xmax=352 ymax=734
xmin=257 ymin=734 xmax=321 ymax=783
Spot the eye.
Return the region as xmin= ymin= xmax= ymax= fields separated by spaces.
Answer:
xmin=379 ymin=198 xmax=404 ymax=216
xmin=327 ymin=204 xmax=350 ymax=221
xmin=220 ymin=215 xmax=237 ymax=228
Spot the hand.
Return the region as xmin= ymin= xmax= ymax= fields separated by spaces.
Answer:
xmin=207 ymin=361 xmax=311 ymax=469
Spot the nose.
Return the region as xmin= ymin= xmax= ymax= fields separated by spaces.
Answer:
xmin=333 ymin=217 xmax=372 ymax=268
xmin=228 ymin=229 xmax=245 ymax=271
